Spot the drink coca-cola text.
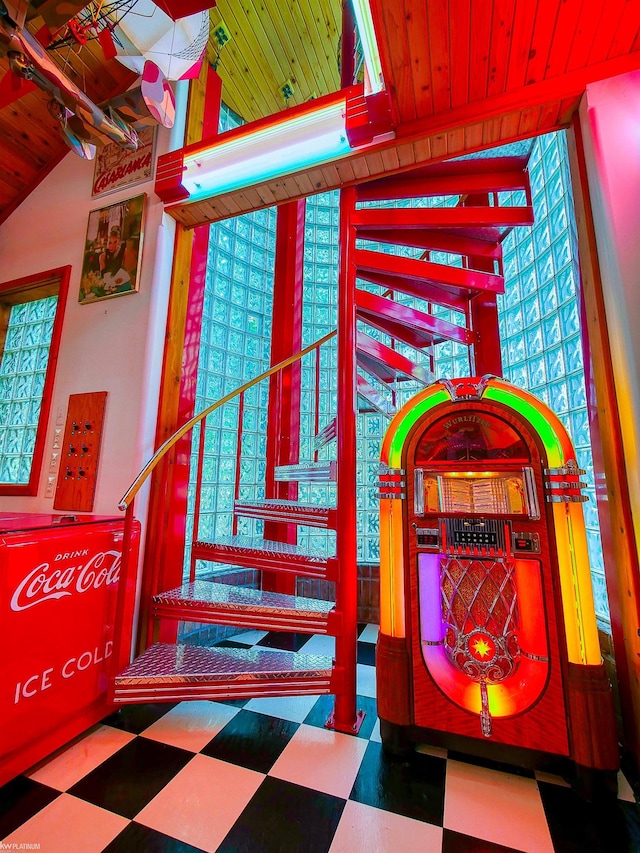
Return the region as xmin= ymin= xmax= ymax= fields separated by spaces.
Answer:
xmin=10 ymin=550 xmax=121 ymax=611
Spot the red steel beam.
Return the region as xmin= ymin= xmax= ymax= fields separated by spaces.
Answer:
xmin=355 ymin=227 xmax=502 ymax=260
xmin=356 ymin=168 xmax=529 ymax=202
xmin=355 ymin=248 xmax=505 ymax=293
xmin=355 ymin=268 xmax=470 ymax=312
xmin=351 ymin=205 xmax=534 ymax=230
xmin=355 ymin=288 xmax=477 ymax=347
xmin=356 ymin=331 xmax=433 ymax=384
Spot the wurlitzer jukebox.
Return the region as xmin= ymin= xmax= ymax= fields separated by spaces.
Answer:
xmin=377 ymin=376 xmax=618 ymax=787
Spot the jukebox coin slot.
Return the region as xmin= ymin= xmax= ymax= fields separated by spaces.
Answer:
xmin=512 ymin=531 xmax=541 ymax=553
xmin=415 ymin=526 xmax=440 ymax=549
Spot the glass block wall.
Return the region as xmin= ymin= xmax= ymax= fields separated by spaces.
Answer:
xmin=496 ymin=132 xmax=608 ymax=621
xmin=190 ymin=124 xmax=609 ymax=623
xmin=297 ymin=192 xmax=341 ymax=557
xmin=186 ymin=109 xmax=276 ymax=573
xmin=0 ymin=296 xmax=57 ymax=483
xmin=297 ymin=132 xmax=609 ymax=620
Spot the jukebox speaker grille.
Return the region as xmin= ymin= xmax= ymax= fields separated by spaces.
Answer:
xmin=441 ymin=557 xmax=521 ymax=736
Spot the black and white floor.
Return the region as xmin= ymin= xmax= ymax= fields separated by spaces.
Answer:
xmin=2 ymin=624 xmax=639 ymax=852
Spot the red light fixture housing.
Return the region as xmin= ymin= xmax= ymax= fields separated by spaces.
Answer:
xmin=153 ymin=1 xmax=216 ymax=21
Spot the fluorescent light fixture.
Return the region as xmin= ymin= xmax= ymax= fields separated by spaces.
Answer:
xmin=181 ymin=97 xmax=352 ymax=201
xmin=352 ymin=0 xmax=384 ymax=95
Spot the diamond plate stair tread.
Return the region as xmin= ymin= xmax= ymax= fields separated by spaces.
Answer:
xmin=236 ymin=500 xmax=335 ymax=512
xmin=115 ymin=643 xmax=334 ymax=685
xmin=233 ymin=500 xmax=336 ymax=529
xmin=193 ymin=536 xmax=332 ymax=562
xmin=274 ymin=462 xmax=337 ymax=482
xmin=154 ymin=580 xmax=335 ymax=617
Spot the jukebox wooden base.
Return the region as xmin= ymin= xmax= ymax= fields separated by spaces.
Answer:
xmin=377 ymin=630 xmax=619 ymax=794
xmin=378 ymin=717 xmax=618 ymax=801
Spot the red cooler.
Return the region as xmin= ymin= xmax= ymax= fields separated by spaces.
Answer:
xmin=0 ymin=513 xmax=140 ymax=786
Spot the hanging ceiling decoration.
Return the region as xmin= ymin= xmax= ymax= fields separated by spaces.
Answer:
xmin=49 ymin=0 xmax=210 ymax=81
xmin=153 ymin=1 xmax=216 ymax=21
xmin=0 ymin=1 xmax=196 ymax=160
xmin=112 ymin=0 xmax=210 ymax=81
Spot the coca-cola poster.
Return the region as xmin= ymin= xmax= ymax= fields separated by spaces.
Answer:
xmin=92 ymin=126 xmax=156 ymax=197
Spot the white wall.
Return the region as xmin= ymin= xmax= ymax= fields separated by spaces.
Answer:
xmin=0 ymin=128 xmax=176 ymax=532
xmin=580 ymin=70 xmax=640 ymax=553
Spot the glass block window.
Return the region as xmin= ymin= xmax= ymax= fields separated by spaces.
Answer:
xmin=0 ymin=270 xmax=67 ymax=496
xmin=0 ymin=298 xmax=56 ymax=484
xmin=497 ymin=132 xmax=608 ymax=623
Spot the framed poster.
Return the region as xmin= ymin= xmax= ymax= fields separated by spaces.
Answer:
xmin=92 ymin=126 xmax=156 ymax=197
xmin=79 ymin=194 xmax=146 ymax=304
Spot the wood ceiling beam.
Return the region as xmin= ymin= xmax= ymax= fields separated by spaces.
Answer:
xmin=394 ymin=49 xmax=640 ymax=146
xmin=355 ymin=228 xmax=502 ymax=260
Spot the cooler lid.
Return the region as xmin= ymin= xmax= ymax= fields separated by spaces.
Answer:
xmin=0 ymin=513 xmax=121 ymax=533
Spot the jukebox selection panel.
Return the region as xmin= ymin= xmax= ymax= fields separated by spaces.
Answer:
xmin=413 ymin=469 xmax=541 ymax=560
xmin=410 ymin=409 xmax=544 ymax=563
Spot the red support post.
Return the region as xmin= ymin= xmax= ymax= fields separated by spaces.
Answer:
xmin=263 ymin=200 xmax=306 ymax=593
xmin=141 ymin=68 xmax=222 ymax=647
xmin=341 ymin=0 xmax=356 ymax=89
xmin=232 ymin=392 xmax=245 ymax=536
xmin=464 ymin=193 xmax=503 ymax=377
xmin=150 ymin=223 xmax=210 ymax=643
xmin=332 ymin=185 xmax=362 ymax=733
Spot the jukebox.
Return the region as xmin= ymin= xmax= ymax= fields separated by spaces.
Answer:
xmin=377 ymin=376 xmax=618 ymax=786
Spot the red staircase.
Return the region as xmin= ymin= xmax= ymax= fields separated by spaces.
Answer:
xmin=350 ymin=157 xmax=533 ymax=400
xmin=109 ymin=155 xmax=532 ymax=732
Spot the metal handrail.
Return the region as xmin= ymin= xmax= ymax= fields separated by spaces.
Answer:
xmin=118 ymin=329 xmax=337 ymax=510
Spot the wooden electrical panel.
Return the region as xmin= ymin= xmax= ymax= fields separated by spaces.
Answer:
xmin=54 ymin=392 xmax=107 ymax=512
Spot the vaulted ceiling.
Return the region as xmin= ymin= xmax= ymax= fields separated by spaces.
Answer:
xmin=2 ymin=1 xmax=640 ymax=227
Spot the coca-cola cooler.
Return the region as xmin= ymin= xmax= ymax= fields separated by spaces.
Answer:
xmin=0 ymin=513 xmax=140 ymax=786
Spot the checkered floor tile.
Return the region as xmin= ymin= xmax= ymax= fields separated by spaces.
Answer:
xmin=2 ymin=626 xmax=639 ymax=852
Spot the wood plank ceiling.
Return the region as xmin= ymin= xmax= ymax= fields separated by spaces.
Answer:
xmin=209 ymin=0 xmax=342 ymax=121
xmin=166 ymin=0 xmax=640 ymax=228
xmin=2 ymin=2 xmax=640 ymax=227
